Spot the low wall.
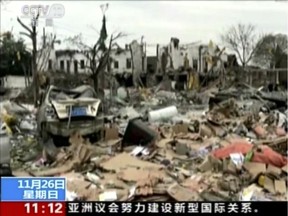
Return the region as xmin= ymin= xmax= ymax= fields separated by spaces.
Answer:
xmin=236 ymin=68 xmax=287 ymax=88
xmin=3 ymin=76 xmax=32 ymax=89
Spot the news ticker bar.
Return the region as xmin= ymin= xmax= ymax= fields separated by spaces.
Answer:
xmin=0 ymin=202 xmax=287 ymax=216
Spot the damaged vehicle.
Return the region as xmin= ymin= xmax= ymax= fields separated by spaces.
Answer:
xmin=37 ymin=85 xmax=104 ymax=146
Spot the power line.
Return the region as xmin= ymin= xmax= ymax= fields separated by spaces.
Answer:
xmin=52 ymin=24 xmax=98 ymax=39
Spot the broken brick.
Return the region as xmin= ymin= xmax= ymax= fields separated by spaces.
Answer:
xmin=253 ymin=124 xmax=267 ymax=138
xmin=172 ymin=123 xmax=189 ymax=134
xmin=264 ymin=176 xmax=275 ymax=194
xmin=105 ymin=127 xmax=119 ymax=141
xmin=244 ymin=162 xmax=266 ymax=180
xmin=167 ymin=183 xmax=197 ymax=201
xmin=267 ymin=164 xmax=282 ymax=177
xmin=282 ymin=165 xmax=288 ymax=174
xmin=275 ymin=127 xmax=286 ymax=137
xmin=274 ymin=180 xmax=287 ymax=195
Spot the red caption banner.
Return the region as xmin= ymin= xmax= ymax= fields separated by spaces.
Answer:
xmin=0 ymin=202 xmax=66 ymax=216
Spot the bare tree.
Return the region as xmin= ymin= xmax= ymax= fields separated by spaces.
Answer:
xmin=17 ymin=15 xmax=40 ymax=106
xmin=37 ymin=33 xmax=60 ymax=73
xmin=66 ymin=33 xmax=125 ymax=91
xmin=253 ymin=33 xmax=288 ymax=69
xmin=221 ymin=23 xmax=261 ymax=67
xmin=66 ymin=16 xmax=125 ymax=95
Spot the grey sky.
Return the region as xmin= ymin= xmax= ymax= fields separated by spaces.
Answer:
xmin=1 ymin=1 xmax=288 ymax=55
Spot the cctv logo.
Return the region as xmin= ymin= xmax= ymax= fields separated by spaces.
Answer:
xmin=21 ymin=4 xmax=65 ymax=19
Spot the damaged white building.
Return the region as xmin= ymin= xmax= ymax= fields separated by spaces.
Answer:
xmin=36 ymin=37 xmax=232 ymax=89
xmin=37 ymin=40 xmax=147 ymax=83
xmin=156 ymin=38 xmax=229 ymax=74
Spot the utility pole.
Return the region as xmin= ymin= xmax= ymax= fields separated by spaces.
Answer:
xmin=43 ymin=27 xmax=46 ymax=47
xmin=31 ymin=17 xmax=39 ymax=107
xmin=100 ymin=3 xmax=108 ymax=94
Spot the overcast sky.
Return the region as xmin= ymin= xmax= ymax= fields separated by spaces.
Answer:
xmin=1 ymin=0 xmax=288 ymax=55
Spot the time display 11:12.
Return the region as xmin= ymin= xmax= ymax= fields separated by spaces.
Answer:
xmin=24 ymin=202 xmax=64 ymax=214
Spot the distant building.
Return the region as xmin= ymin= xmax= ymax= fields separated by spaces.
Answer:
xmin=147 ymin=56 xmax=157 ymax=74
xmin=55 ymin=50 xmax=89 ymax=74
xmin=156 ymin=38 xmax=229 ymax=75
xmin=37 ymin=40 xmax=146 ymax=77
xmin=110 ymin=46 xmax=133 ymax=74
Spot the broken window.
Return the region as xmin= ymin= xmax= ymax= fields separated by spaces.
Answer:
xmin=193 ymin=59 xmax=198 ymax=70
xmin=66 ymin=60 xmax=70 ymax=73
xmin=80 ymin=60 xmax=85 ymax=69
xmin=48 ymin=59 xmax=52 ymax=70
xmin=49 ymin=87 xmax=96 ymax=101
xmin=126 ymin=58 xmax=132 ymax=69
xmin=171 ymin=38 xmax=180 ymax=49
xmin=204 ymin=61 xmax=208 ymax=73
xmin=114 ymin=61 xmax=119 ymax=69
xmin=147 ymin=64 xmax=154 ymax=73
xmin=142 ymin=56 xmax=145 ymax=71
xmin=79 ymin=89 xmax=96 ymax=98
xmin=49 ymin=89 xmax=76 ymax=100
xmin=74 ymin=60 xmax=78 ymax=74
xmin=60 ymin=60 xmax=64 ymax=70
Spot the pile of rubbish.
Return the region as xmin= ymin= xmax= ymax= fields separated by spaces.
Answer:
xmin=1 ymin=82 xmax=287 ymax=202
xmin=14 ymin=72 xmax=92 ymax=103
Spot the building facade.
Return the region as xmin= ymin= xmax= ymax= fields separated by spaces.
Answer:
xmin=110 ymin=46 xmax=133 ymax=74
xmin=37 ymin=40 xmax=146 ymax=76
xmin=156 ymin=38 xmax=228 ymax=75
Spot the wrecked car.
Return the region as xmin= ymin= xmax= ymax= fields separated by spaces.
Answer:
xmin=37 ymin=85 xmax=104 ymax=146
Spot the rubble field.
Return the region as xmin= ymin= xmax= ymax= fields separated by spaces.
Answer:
xmin=1 ymin=82 xmax=287 ymax=202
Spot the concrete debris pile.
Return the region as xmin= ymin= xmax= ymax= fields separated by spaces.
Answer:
xmin=14 ymin=72 xmax=92 ymax=103
xmin=1 ymin=83 xmax=287 ymax=202
xmin=0 ymin=100 xmax=39 ymax=171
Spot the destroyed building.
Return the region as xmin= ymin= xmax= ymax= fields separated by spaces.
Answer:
xmin=152 ymin=38 xmax=231 ymax=89
xmin=110 ymin=41 xmax=147 ymax=87
xmin=37 ymin=49 xmax=93 ymax=74
xmin=155 ymin=38 xmax=229 ymax=74
xmin=1 ymin=35 xmax=287 ymax=204
xmin=7 ymin=36 xmax=287 ymax=92
xmin=37 ymin=40 xmax=147 ymax=86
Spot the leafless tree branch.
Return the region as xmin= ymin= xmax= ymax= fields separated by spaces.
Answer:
xmin=17 ymin=17 xmax=33 ymax=35
xmin=221 ymin=23 xmax=260 ymax=67
xmin=19 ymin=31 xmax=31 ymax=39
